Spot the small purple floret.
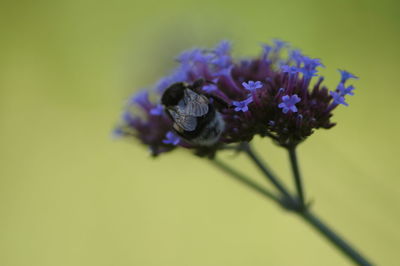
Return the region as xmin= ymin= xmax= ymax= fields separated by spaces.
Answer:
xmin=130 ymin=91 xmax=149 ymax=106
xmin=330 ymin=91 xmax=348 ymax=106
xmin=242 ymin=81 xmax=263 ymax=91
xmin=122 ymin=111 xmax=134 ymax=123
xmin=261 ymin=44 xmax=272 ymax=58
xmin=302 ymin=56 xmax=324 ymax=69
xmin=202 ymin=84 xmax=218 ymax=93
xmin=272 ymin=39 xmax=288 ymax=51
xmin=150 ymin=104 xmax=164 ymax=116
xmin=212 ymin=55 xmax=231 ymax=68
xmin=112 ymin=127 xmax=124 ymax=139
xmin=338 ymin=69 xmax=358 ymax=83
xmin=337 ymin=83 xmax=355 ymax=96
xmin=214 ymin=40 xmax=231 ymax=56
xmin=177 ymin=49 xmax=211 ymax=65
xmin=281 ymin=65 xmax=298 ymax=74
xmin=300 ymin=68 xmax=318 ymax=79
xmin=232 ymin=96 xmax=253 ymax=112
xmin=163 ymin=131 xmax=180 ymax=145
xmin=278 ymin=94 xmax=301 ymax=114
xmin=330 ymin=83 xmax=355 ymax=107
xmin=289 ymin=50 xmax=304 ymax=65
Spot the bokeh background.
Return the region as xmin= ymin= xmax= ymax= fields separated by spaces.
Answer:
xmin=1 ymin=0 xmax=399 ymax=265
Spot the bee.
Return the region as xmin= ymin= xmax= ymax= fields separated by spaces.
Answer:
xmin=161 ymin=80 xmax=226 ymax=146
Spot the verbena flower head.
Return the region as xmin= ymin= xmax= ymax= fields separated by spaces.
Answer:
xmin=115 ymin=40 xmax=359 ymax=156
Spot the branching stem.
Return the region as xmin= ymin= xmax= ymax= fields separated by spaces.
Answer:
xmin=213 ymin=144 xmax=374 ymax=266
xmin=241 ymin=143 xmax=295 ymax=206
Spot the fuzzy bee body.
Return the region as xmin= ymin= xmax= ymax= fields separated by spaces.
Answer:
xmin=161 ymin=81 xmax=225 ymax=146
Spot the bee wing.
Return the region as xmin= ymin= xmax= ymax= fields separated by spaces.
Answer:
xmin=183 ymin=89 xmax=209 ymax=117
xmin=168 ymin=109 xmax=197 ymax=132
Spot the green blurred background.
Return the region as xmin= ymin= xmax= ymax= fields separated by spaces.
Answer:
xmin=1 ymin=0 xmax=399 ymax=265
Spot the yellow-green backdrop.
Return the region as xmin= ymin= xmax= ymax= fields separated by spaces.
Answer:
xmin=1 ymin=0 xmax=399 ymax=265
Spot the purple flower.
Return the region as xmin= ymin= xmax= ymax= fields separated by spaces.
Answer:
xmin=210 ymin=41 xmax=233 ymax=72
xmin=162 ymin=131 xmax=180 ymax=145
xmin=155 ymin=78 xmax=172 ymax=94
xmin=214 ymin=40 xmax=231 ymax=56
xmin=202 ymin=84 xmax=218 ymax=93
xmin=289 ymin=50 xmax=304 ymax=65
xmin=122 ymin=111 xmax=134 ymax=123
xmin=302 ymin=56 xmax=324 ymax=70
xmin=150 ymin=104 xmax=164 ymax=116
xmin=111 ymin=127 xmax=125 ymax=139
xmin=213 ymin=66 xmax=233 ymax=76
xmin=232 ymin=96 xmax=253 ymax=112
xmin=211 ymin=55 xmax=231 ymax=68
xmin=272 ymin=39 xmax=288 ymax=52
xmin=281 ymin=65 xmax=298 ymax=75
xmin=115 ymin=39 xmax=359 ymax=154
xmin=261 ymin=44 xmax=272 ymax=58
xmin=337 ymin=83 xmax=355 ymax=96
xmin=330 ymin=91 xmax=348 ymax=106
xmin=300 ymin=68 xmax=318 ymax=79
xmin=130 ymin=91 xmax=149 ymax=106
xmin=329 ymin=82 xmax=355 ymax=107
xmin=177 ymin=49 xmax=210 ymax=65
xmin=242 ymin=81 xmax=263 ymax=91
xmin=338 ymin=69 xmax=358 ymax=84
xmin=278 ymin=94 xmax=301 ymax=114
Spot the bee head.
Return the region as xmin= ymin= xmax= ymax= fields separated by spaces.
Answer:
xmin=161 ymin=82 xmax=188 ymax=107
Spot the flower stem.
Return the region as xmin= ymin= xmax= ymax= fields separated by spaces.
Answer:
xmin=210 ymin=158 xmax=281 ymax=205
xmin=212 ymin=149 xmax=374 ymax=266
xmin=301 ymin=211 xmax=373 ymax=266
xmin=288 ymin=147 xmax=305 ymax=209
xmin=241 ymin=142 xmax=294 ymax=204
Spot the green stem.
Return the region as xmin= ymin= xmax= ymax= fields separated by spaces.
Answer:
xmin=211 ymin=150 xmax=374 ymax=266
xmin=210 ymin=158 xmax=281 ymax=205
xmin=301 ymin=211 xmax=373 ymax=266
xmin=288 ymin=147 xmax=305 ymax=209
xmin=242 ymin=142 xmax=294 ymax=203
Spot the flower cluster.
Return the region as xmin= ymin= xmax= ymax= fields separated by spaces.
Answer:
xmin=115 ymin=40 xmax=358 ymax=156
